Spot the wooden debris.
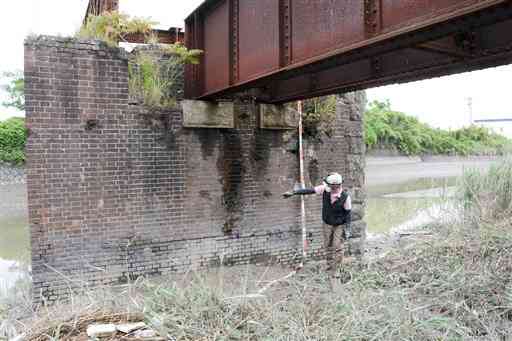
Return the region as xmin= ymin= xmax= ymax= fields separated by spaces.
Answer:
xmin=133 ymin=328 xmax=166 ymax=340
xmin=399 ymin=232 xmax=433 ymax=237
xmin=116 ymin=322 xmax=146 ymax=334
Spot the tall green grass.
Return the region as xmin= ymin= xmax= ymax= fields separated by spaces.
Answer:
xmin=458 ymin=157 xmax=512 ymax=225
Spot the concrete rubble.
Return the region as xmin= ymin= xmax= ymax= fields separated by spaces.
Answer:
xmin=86 ymin=324 xmax=117 ymax=338
xmin=85 ymin=322 xmax=172 ymax=340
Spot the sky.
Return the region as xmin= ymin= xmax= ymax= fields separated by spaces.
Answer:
xmin=1 ymin=0 xmax=511 ymax=135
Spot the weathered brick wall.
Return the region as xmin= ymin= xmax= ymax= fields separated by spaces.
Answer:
xmin=24 ymin=36 xmax=366 ymax=302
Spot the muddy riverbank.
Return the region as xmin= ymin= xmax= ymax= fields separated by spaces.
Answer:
xmin=366 ymin=155 xmax=498 ymax=185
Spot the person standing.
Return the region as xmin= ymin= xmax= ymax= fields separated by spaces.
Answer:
xmin=283 ymin=172 xmax=352 ymax=275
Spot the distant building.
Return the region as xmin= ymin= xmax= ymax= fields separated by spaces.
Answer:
xmin=474 ymin=118 xmax=512 ymax=138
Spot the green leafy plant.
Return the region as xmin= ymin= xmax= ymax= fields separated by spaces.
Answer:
xmin=1 ymin=71 xmax=24 ymax=111
xmin=0 ymin=117 xmax=27 ymax=165
xmin=77 ymin=11 xmax=156 ymax=47
xmin=164 ymin=43 xmax=203 ymax=65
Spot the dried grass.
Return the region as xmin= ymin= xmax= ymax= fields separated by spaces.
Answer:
xmin=3 ymin=160 xmax=512 ymax=340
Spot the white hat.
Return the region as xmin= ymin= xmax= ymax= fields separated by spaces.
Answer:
xmin=325 ymin=172 xmax=343 ymax=185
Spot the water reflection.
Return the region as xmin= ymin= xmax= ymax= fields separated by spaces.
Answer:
xmin=0 ymin=216 xmax=30 ymax=262
xmin=366 ymin=177 xmax=456 ymax=234
xmin=0 ymin=184 xmax=29 ymax=291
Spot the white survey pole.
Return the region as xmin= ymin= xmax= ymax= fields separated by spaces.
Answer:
xmin=467 ymin=96 xmax=473 ymax=125
xmin=298 ymin=101 xmax=307 ymax=262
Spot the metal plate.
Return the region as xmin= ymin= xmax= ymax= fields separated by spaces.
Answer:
xmin=185 ymin=0 xmax=512 ymax=103
xmin=291 ymin=0 xmax=365 ymax=63
xmin=204 ymin=0 xmax=230 ymax=93
xmin=238 ymin=0 xmax=280 ymax=81
xmin=381 ymin=0 xmax=482 ymax=31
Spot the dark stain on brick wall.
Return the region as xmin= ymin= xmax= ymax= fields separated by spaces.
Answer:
xmin=252 ymin=129 xmax=272 ymax=176
xmin=196 ymin=128 xmax=220 ymax=160
xmin=143 ymin=110 xmax=174 ymax=148
xmin=218 ymin=129 xmax=243 ymax=234
xmin=308 ymin=157 xmax=320 ymax=184
xmin=85 ymin=119 xmax=99 ymax=131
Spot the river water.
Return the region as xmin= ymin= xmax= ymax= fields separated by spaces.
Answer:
xmin=0 ymin=184 xmax=29 ymax=294
xmin=365 ymin=157 xmax=495 ymax=235
xmin=0 ymin=158 xmax=497 ymax=291
xmin=366 ymin=177 xmax=456 ymax=234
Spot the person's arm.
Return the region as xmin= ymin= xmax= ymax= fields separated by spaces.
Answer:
xmin=282 ymin=188 xmax=315 ymax=198
xmin=283 ymin=184 xmax=325 ymax=198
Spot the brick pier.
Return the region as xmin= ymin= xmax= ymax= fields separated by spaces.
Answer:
xmin=24 ymin=36 xmax=366 ymax=302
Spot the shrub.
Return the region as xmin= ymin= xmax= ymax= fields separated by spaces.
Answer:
xmin=364 ymin=100 xmax=512 ymax=156
xmin=0 ymin=117 xmax=27 ymax=165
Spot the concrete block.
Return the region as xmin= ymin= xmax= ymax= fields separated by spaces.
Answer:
xmin=259 ymin=103 xmax=299 ymax=130
xmin=182 ymin=100 xmax=234 ymax=128
xmin=86 ymin=324 xmax=117 ymax=338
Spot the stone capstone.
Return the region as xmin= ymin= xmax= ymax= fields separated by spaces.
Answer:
xmin=259 ymin=103 xmax=299 ymax=129
xmin=182 ymin=100 xmax=235 ymax=128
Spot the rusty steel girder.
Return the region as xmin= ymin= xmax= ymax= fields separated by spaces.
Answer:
xmin=124 ymin=28 xmax=185 ymax=44
xmin=84 ymin=0 xmax=119 ymax=22
xmin=185 ymin=0 xmax=512 ymax=104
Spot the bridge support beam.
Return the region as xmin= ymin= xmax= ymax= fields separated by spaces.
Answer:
xmin=182 ymin=100 xmax=235 ymax=128
xmin=259 ymin=103 xmax=298 ymax=130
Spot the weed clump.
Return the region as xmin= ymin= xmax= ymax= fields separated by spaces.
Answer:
xmin=77 ymin=11 xmax=155 ymax=47
xmin=128 ymin=44 xmax=202 ymax=109
xmin=458 ymin=157 xmax=512 ymax=224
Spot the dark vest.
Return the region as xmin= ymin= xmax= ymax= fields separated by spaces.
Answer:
xmin=322 ymin=189 xmax=350 ymax=226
